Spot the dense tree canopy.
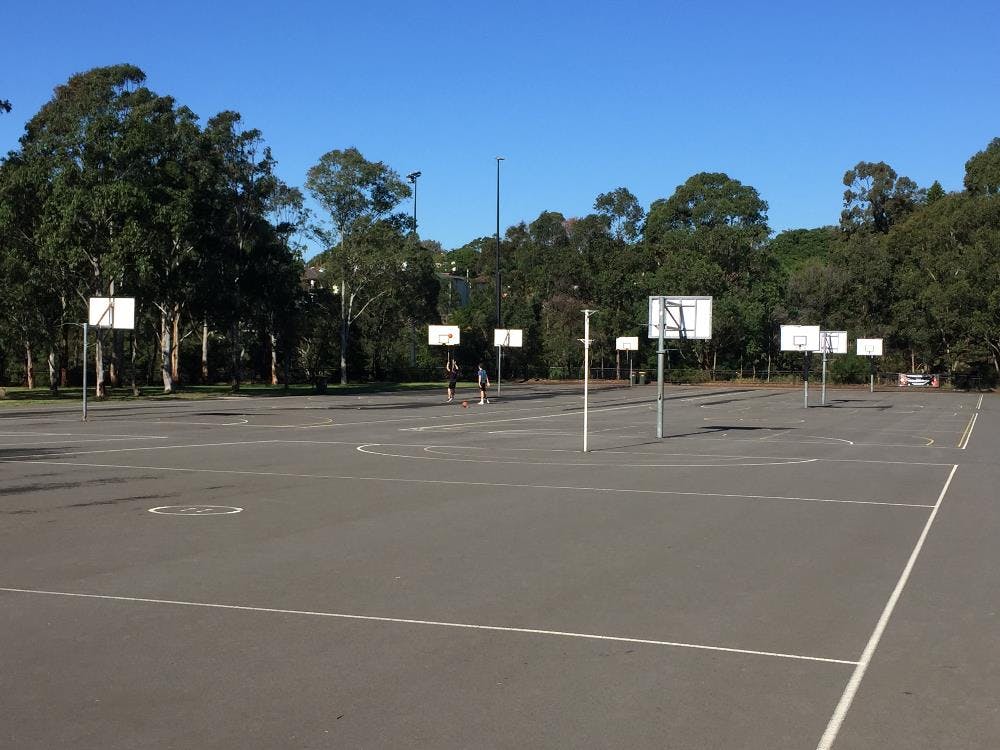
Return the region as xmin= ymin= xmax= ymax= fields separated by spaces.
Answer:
xmin=2 ymin=67 xmax=999 ymax=391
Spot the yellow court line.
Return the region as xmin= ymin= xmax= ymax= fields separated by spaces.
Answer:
xmin=957 ymin=413 xmax=978 ymax=449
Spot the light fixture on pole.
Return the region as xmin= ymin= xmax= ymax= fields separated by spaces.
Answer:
xmin=406 ymin=171 xmax=421 ymax=233
xmin=495 ymin=156 xmax=505 ymax=395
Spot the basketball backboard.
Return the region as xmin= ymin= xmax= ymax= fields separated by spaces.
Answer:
xmin=780 ymin=325 xmax=820 ymax=352
xmin=427 ymin=324 xmax=460 ymax=346
xmin=818 ymin=330 xmax=848 ymax=354
xmin=493 ymin=329 xmax=523 ymax=347
xmin=647 ymin=296 xmax=713 ymax=340
xmin=856 ymin=338 xmax=884 ymax=356
xmin=88 ymin=297 xmax=135 ymax=330
xmin=616 ymin=336 xmax=639 ymax=351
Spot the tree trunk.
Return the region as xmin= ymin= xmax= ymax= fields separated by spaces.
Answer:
xmin=131 ymin=332 xmax=140 ymax=396
xmin=48 ymin=350 xmax=58 ymax=394
xmin=910 ymin=349 xmax=916 ymax=372
xmin=201 ymin=322 xmax=209 ymax=383
xmin=230 ymin=321 xmax=241 ymax=392
xmin=60 ymin=296 xmax=69 ymax=387
xmin=61 ymin=325 xmax=69 ymax=387
xmin=161 ymin=313 xmax=175 ymax=394
xmin=340 ymin=278 xmax=349 ymax=385
xmin=270 ymin=331 xmax=279 ymax=385
xmin=171 ymin=312 xmax=181 ymax=384
xmin=25 ymin=341 xmax=35 ymax=389
xmin=94 ymin=336 xmax=106 ymax=398
xmin=109 ymin=330 xmax=121 ymax=386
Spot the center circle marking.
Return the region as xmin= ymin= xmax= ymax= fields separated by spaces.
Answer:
xmin=148 ymin=505 xmax=243 ymax=515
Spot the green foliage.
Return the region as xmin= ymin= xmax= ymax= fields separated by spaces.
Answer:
xmin=926 ymin=180 xmax=946 ymax=205
xmin=841 ymin=161 xmax=924 ymax=233
xmin=829 ymin=353 xmax=871 ymax=384
xmin=964 ymin=137 xmax=1000 ymax=195
xmin=769 ymin=227 xmax=837 ymax=273
xmin=4 ymin=68 xmax=1000 ymax=390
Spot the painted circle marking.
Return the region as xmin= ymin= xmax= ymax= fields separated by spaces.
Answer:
xmin=148 ymin=505 xmax=243 ymax=515
xmin=356 ymin=443 xmax=817 ymax=468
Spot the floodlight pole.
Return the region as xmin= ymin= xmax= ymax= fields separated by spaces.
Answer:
xmin=582 ymin=310 xmax=596 ymax=452
xmin=406 ymin=171 xmax=421 ymax=233
xmin=495 ymin=156 xmax=504 ymax=397
xmin=82 ymin=322 xmax=88 ymax=422
xmin=656 ymin=299 xmax=666 ymax=439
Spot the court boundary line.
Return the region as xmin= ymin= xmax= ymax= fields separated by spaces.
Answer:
xmin=0 ymin=437 xmax=959 ymax=467
xmin=814 ymin=464 xmax=959 ymax=749
xmin=0 ymin=586 xmax=858 ymax=666
xmin=958 ymin=413 xmax=979 ymax=450
xmin=0 ymin=458 xmax=937 ymax=509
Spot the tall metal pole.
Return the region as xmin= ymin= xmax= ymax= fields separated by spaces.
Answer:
xmin=495 ymin=157 xmax=504 ymax=397
xmin=803 ymin=351 xmax=810 ymax=409
xmin=82 ymin=322 xmax=88 ymax=422
xmin=656 ymin=298 xmax=666 ymax=438
xmin=406 ymin=171 xmax=421 ymax=233
xmin=582 ymin=310 xmax=595 ymax=452
xmin=821 ymin=350 xmax=828 ymax=406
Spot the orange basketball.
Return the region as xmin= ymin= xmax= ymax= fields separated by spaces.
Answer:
xmin=461 ymin=400 xmax=468 ymax=408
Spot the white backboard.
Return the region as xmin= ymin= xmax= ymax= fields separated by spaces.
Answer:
xmin=818 ymin=330 xmax=848 ymax=354
xmin=427 ymin=325 xmax=460 ymax=346
xmin=780 ymin=325 xmax=820 ymax=352
xmin=616 ymin=336 xmax=639 ymax=351
xmin=493 ymin=329 xmax=523 ymax=348
xmin=856 ymin=338 xmax=884 ymax=356
xmin=647 ymin=296 xmax=713 ymax=340
xmin=89 ymin=297 xmax=135 ymax=330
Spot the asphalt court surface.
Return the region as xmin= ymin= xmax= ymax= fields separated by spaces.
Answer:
xmin=1 ymin=384 xmax=998 ymax=748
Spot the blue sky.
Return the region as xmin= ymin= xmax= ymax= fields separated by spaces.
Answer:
xmin=3 ymin=1 xmax=998 ymax=255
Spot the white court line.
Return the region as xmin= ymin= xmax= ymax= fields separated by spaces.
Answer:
xmin=977 ymin=393 xmax=984 ymax=410
xmin=815 ymin=464 xmax=959 ymax=750
xmin=402 ymin=402 xmax=651 ymax=432
xmin=1 ymin=436 xmax=959 ymax=468
xmin=0 ymin=586 xmax=858 ymax=666
xmin=5 ymin=439 xmax=282 ymax=460
xmin=958 ymin=412 xmax=979 ymax=450
xmin=0 ymin=458 xmax=935 ymax=509
xmin=359 ymin=443 xmax=819 ymax=469
xmin=0 ymin=436 xmax=169 ymax=447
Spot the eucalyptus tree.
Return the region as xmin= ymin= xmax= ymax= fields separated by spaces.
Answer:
xmin=889 ymin=192 xmax=1000 ymax=378
xmin=964 ymin=137 xmax=1000 ymax=196
xmin=14 ymin=64 xmax=174 ymax=396
xmin=140 ymin=104 xmax=224 ymax=393
xmin=0 ymin=152 xmax=63 ymax=389
xmin=594 ymin=187 xmax=645 ymax=243
xmin=841 ymin=161 xmax=924 ymax=234
xmin=203 ymin=111 xmax=283 ymax=390
xmin=305 ymin=147 xmax=411 ymax=383
xmin=644 ymin=172 xmax=776 ymax=371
